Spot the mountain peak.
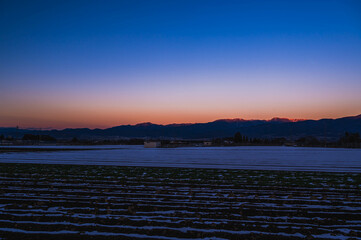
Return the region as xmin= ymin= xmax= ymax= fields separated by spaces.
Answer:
xmin=269 ymin=117 xmax=293 ymax=123
xmin=269 ymin=117 xmax=306 ymax=123
xmin=134 ymin=122 xmax=155 ymax=127
xmin=343 ymin=114 xmax=361 ymax=120
xmin=213 ymin=118 xmax=246 ymax=123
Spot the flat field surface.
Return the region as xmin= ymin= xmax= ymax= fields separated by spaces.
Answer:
xmin=1 ymin=146 xmax=361 ymax=172
xmin=0 ymin=163 xmax=361 ymax=239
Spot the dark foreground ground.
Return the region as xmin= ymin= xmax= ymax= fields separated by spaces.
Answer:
xmin=0 ymin=163 xmax=360 ymax=240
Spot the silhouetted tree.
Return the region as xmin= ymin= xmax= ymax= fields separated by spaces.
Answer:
xmin=339 ymin=132 xmax=361 ymax=148
xmin=213 ymin=138 xmax=222 ymax=145
xmin=272 ymin=137 xmax=286 ymax=145
xmin=5 ymin=136 xmax=13 ymax=141
xmin=22 ymin=134 xmax=56 ymax=142
xmin=296 ymin=136 xmax=320 ymax=147
xmin=234 ymin=132 xmax=242 ymax=143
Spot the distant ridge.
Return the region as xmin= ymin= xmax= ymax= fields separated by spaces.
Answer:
xmin=134 ymin=122 xmax=155 ymax=127
xmin=268 ymin=117 xmax=306 ymax=123
xmin=1 ymin=114 xmax=361 ymax=140
xmin=343 ymin=114 xmax=361 ymax=120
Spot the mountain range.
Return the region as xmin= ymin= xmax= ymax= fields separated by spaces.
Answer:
xmin=1 ymin=114 xmax=361 ymax=140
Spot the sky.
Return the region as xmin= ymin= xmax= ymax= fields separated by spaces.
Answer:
xmin=1 ymin=0 xmax=361 ymax=129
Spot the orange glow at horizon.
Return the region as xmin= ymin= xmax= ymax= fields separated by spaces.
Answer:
xmin=1 ymin=78 xmax=361 ymax=129
xmin=1 ymin=105 xmax=360 ymax=130
xmin=1 ymin=75 xmax=361 ymax=129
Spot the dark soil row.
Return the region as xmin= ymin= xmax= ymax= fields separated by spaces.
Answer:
xmin=0 ymin=163 xmax=360 ymax=239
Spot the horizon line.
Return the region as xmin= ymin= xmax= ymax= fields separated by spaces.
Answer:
xmin=3 ymin=113 xmax=361 ymax=131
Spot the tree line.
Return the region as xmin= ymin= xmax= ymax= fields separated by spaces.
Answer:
xmin=211 ymin=131 xmax=361 ymax=148
xmin=0 ymin=132 xmax=360 ymax=148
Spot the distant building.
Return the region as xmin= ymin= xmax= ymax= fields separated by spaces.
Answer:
xmin=203 ymin=141 xmax=212 ymax=146
xmin=144 ymin=141 xmax=161 ymax=148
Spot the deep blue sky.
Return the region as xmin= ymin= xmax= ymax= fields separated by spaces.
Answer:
xmin=1 ymin=0 xmax=361 ymax=128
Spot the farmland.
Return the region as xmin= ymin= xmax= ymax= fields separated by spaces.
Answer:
xmin=0 ymin=163 xmax=360 ymax=239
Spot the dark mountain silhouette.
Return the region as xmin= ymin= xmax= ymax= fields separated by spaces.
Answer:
xmin=1 ymin=114 xmax=360 ymax=140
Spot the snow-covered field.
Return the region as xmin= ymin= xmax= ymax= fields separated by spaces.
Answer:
xmin=1 ymin=146 xmax=361 ymax=172
xmin=0 ymin=164 xmax=360 ymax=239
xmin=1 ymin=146 xmax=361 ymax=239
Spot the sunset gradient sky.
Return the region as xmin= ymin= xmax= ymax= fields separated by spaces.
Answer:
xmin=1 ymin=0 xmax=361 ymax=129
